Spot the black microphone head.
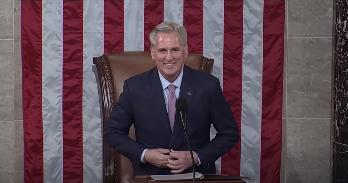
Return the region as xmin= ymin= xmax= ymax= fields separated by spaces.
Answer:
xmin=176 ymin=98 xmax=187 ymax=111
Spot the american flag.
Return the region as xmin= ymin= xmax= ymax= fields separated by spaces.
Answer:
xmin=21 ymin=0 xmax=284 ymax=183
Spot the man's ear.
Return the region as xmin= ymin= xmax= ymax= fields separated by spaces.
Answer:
xmin=150 ymin=46 xmax=155 ymax=60
xmin=183 ymin=46 xmax=188 ymax=57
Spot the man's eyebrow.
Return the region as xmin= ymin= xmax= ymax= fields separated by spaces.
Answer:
xmin=158 ymin=48 xmax=167 ymax=51
xmin=157 ymin=47 xmax=181 ymax=51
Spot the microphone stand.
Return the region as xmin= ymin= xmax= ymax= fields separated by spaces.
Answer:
xmin=179 ymin=111 xmax=196 ymax=183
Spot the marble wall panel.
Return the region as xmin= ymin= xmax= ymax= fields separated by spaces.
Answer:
xmin=13 ymin=0 xmax=21 ymax=41
xmin=0 ymin=121 xmax=16 ymax=182
xmin=287 ymin=38 xmax=331 ymax=118
xmin=0 ymin=0 xmax=13 ymax=39
xmin=13 ymin=0 xmax=22 ymax=121
xmin=288 ymin=0 xmax=333 ymax=37
xmin=286 ymin=118 xmax=330 ymax=183
xmin=280 ymin=118 xmax=287 ymax=183
xmin=14 ymin=120 xmax=23 ymax=183
xmin=14 ymin=39 xmax=22 ymax=120
xmin=0 ymin=172 xmax=15 ymax=183
xmin=0 ymin=40 xmax=14 ymax=121
xmin=0 ymin=40 xmax=14 ymax=94
xmin=0 ymin=39 xmax=14 ymax=122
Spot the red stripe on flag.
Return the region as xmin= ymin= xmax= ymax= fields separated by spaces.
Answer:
xmin=63 ymin=1 xmax=84 ymax=182
xmin=22 ymin=1 xmax=43 ymax=182
xmin=261 ymin=1 xmax=285 ymax=183
xmin=104 ymin=0 xmax=124 ymax=53
xmin=144 ymin=0 xmax=163 ymax=51
xmin=221 ymin=0 xmax=243 ymax=176
xmin=184 ymin=0 xmax=203 ymax=53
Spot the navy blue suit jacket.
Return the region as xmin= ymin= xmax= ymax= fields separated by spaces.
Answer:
xmin=105 ymin=66 xmax=238 ymax=175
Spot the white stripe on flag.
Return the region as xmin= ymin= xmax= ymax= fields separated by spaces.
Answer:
xmin=42 ymin=0 xmax=63 ymax=182
xmin=203 ymin=0 xmax=224 ymax=83
xmin=203 ymin=0 xmax=224 ymax=174
xmin=124 ymin=0 xmax=144 ymax=51
xmin=83 ymin=0 xmax=104 ymax=182
xmin=241 ymin=0 xmax=263 ymax=182
xmin=164 ymin=0 xmax=183 ymax=25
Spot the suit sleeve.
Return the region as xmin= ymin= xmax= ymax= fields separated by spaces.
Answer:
xmin=104 ymin=81 xmax=145 ymax=164
xmin=196 ymin=78 xmax=239 ymax=164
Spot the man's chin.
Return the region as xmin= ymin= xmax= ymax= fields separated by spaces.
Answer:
xmin=162 ymin=68 xmax=177 ymax=75
xmin=162 ymin=65 xmax=176 ymax=71
xmin=161 ymin=72 xmax=179 ymax=81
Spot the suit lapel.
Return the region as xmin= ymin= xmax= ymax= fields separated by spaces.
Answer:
xmin=150 ymin=68 xmax=173 ymax=134
xmin=178 ymin=66 xmax=194 ymax=107
xmin=171 ymin=66 xmax=195 ymax=147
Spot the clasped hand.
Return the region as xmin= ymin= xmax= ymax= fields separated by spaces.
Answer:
xmin=144 ymin=148 xmax=197 ymax=173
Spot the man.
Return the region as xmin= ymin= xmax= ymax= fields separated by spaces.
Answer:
xmin=105 ymin=22 xmax=238 ymax=175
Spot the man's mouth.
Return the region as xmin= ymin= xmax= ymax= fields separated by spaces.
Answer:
xmin=164 ymin=63 xmax=175 ymax=67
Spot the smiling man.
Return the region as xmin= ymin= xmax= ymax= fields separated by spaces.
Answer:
xmin=150 ymin=25 xmax=187 ymax=83
xmin=105 ymin=22 xmax=238 ymax=176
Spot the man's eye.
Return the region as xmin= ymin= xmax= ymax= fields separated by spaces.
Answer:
xmin=171 ymin=50 xmax=180 ymax=54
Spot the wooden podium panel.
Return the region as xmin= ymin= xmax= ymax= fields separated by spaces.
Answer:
xmin=131 ymin=175 xmax=246 ymax=183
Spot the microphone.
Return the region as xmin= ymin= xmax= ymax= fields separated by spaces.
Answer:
xmin=176 ymin=98 xmax=196 ymax=182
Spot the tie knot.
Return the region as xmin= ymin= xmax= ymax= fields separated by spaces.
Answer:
xmin=167 ymin=84 xmax=176 ymax=94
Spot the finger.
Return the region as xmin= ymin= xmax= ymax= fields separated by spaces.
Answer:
xmin=170 ymin=168 xmax=185 ymax=174
xmin=167 ymin=158 xmax=181 ymax=166
xmin=159 ymin=161 xmax=169 ymax=167
xmin=155 ymin=158 xmax=169 ymax=168
xmin=170 ymin=150 xmax=189 ymax=159
xmin=156 ymin=160 xmax=169 ymax=168
xmin=169 ymin=151 xmax=181 ymax=159
xmin=158 ymin=148 xmax=170 ymax=154
xmin=161 ymin=154 xmax=171 ymax=161
xmin=162 ymin=156 xmax=171 ymax=163
xmin=167 ymin=162 xmax=183 ymax=170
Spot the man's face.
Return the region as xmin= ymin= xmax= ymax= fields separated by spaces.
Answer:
xmin=150 ymin=32 xmax=188 ymax=82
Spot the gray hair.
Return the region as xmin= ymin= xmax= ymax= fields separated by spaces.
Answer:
xmin=149 ymin=22 xmax=187 ymax=47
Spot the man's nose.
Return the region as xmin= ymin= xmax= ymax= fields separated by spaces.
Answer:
xmin=165 ymin=51 xmax=174 ymax=60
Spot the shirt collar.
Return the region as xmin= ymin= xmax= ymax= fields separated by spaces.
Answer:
xmin=158 ymin=67 xmax=183 ymax=90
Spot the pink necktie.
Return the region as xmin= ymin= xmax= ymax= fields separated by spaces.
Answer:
xmin=167 ymin=84 xmax=176 ymax=130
